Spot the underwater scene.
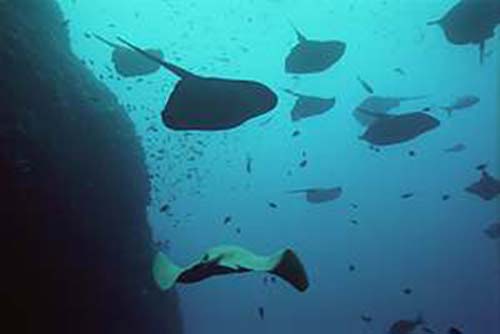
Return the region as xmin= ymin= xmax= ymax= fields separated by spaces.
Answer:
xmin=6 ymin=0 xmax=499 ymax=333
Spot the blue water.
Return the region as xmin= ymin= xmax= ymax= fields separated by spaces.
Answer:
xmin=59 ymin=0 xmax=499 ymax=333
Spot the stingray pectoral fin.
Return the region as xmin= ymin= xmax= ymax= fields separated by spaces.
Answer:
xmin=116 ymin=37 xmax=194 ymax=79
xmin=270 ymin=249 xmax=309 ymax=292
xmin=152 ymin=252 xmax=183 ymax=291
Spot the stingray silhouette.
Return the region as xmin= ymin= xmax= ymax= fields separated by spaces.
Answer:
xmin=284 ymin=89 xmax=336 ymax=121
xmin=285 ymin=25 xmax=346 ymax=74
xmin=153 ymin=245 xmax=309 ymax=292
xmin=94 ymin=34 xmax=163 ymax=77
xmin=353 ymin=95 xmax=427 ymax=126
xmin=360 ymin=112 xmax=440 ymax=146
xmin=465 ymin=170 xmax=500 ymax=200
xmin=428 ymin=0 xmax=500 ymax=63
xmin=116 ymin=37 xmax=278 ymax=131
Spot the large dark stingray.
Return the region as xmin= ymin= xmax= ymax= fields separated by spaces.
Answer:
xmin=353 ymin=96 xmax=426 ymax=126
xmin=94 ymin=34 xmax=164 ymax=77
xmin=116 ymin=37 xmax=278 ymax=131
xmin=428 ymin=0 xmax=500 ymax=63
xmin=284 ymin=89 xmax=336 ymax=121
xmin=465 ymin=170 xmax=500 ymax=200
xmin=360 ymin=112 xmax=440 ymax=146
xmin=288 ymin=187 xmax=342 ymax=204
xmin=285 ymin=26 xmax=346 ymax=74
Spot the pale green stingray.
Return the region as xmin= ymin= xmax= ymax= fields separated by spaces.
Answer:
xmin=153 ymin=245 xmax=309 ymax=292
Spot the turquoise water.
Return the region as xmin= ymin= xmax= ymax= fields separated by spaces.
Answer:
xmin=59 ymin=0 xmax=498 ymax=333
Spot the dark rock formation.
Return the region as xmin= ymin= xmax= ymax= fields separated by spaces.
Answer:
xmin=0 ymin=1 xmax=183 ymax=333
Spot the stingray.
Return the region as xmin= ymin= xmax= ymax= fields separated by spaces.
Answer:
xmin=152 ymin=245 xmax=309 ymax=292
xmin=465 ymin=170 xmax=500 ymax=200
xmin=284 ymin=89 xmax=336 ymax=121
xmin=288 ymin=187 xmax=342 ymax=203
xmin=353 ymin=95 xmax=426 ymax=126
xmin=428 ymin=0 xmax=500 ymax=63
xmin=94 ymin=34 xmax=164 ymax=77
xmin=285 ymin=26 xmax=346 ymax=74
xmin=484 ymin=221 xmax=500 ymax=239
xmin=359 ymin=112 xmax=440 ymax=146
xmin=116 ymin=37 xmax=278 ymax=131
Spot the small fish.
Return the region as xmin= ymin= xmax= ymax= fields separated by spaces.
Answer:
xmin=357 ymin=76 xmax=374 ymax=94
xmin=292 ymin=130 xmax=301 ymax=137
xmin=394 ymin=67 xmax=406 ymax=75
xmin=351 ymin=203 xmax=359 ymax=209
xmin=246 ymin=155 xmax=253 ymax=174
xmin=401 ymin=193 xmax=414 ymax=199
xmin=402 ymin=288 xmax=412 ymax=295
xmin=361 ymin=315 xmax=373 ymax=323
xmin=444 ymin=143 xmax=466 ymax=153
xmin=258 ymin=306 xmax=265 ymax=320
xmin=349 ymin=264 xmax=356 ymax=272
xmin=235 ymin=227 xmax=241 ymax=234
xmin=441 ymin=95 xmax=480 ymax=115
xmin=223 ymin=216 xmax=232 ymax=225
xmin=448 ymin=326 xmax=463 ymax=334
xmin=350 ymin=219 xmax=359 ymax=225
xmin=299 ymin=160 xmax=308 ymax=168
xmin=408 ymin=150 xmax=416 ymax=157
xmin=442 ymin=194 xmax=451 ymax=201
xmin=268 ymin=202 xmax=278 ymax=209
xmin=159 ymin=203 xmax=170 ymax=213
xmin=270 ymin=276 xmax=277 ymax=283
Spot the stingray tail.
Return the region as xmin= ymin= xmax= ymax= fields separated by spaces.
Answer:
xmin=116 ymin=36 xmax=194 ymax=79
xmin=93 ymin=33 xmax=120 ymax=48
xmin=479 ymin=41 xmax=485 ymax=65
xmin=397 ymin=95 xmax=428 ymax=102
xmin=282 ymin=88 xmax=302 ymax=98
xmin=286 ymin=189 xmax=309 ymax=194
xmin=269 ymin=249 xmax=309 ymax=292
xmin=152 ymin=251 xmax=183 ymax=291
xmin=426 ymin=19 xmax=441 ymax=26
xmin=287 ymin=19 xmax=308 ymax=43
